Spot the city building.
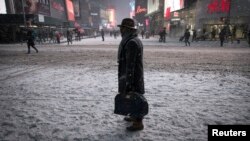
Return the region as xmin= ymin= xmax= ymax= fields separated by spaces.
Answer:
xmin=195 ymin=0 xmax=250 ymax=38
xmin=145 ymin=0 xmax=164 ymax=35
xmin=0 ymin=0 xmax=77 ymax=43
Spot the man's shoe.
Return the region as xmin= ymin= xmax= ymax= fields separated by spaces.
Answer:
xmin=124 ymin=116 xmax=135 ymax=122
xmin=126 ymin=121 xmax=144 ymax=131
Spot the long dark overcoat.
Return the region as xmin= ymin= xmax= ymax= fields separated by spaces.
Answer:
xmin=118 ymin=32 xmax=145 ymax=94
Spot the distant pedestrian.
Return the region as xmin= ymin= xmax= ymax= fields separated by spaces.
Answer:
xmin=159 ymin=28 xmax=166 ymax=42
xmin=114 ymin=30 xmax=117 ymax=39
xmin=248 ymin=29 xmax=250 ymax=47
xmin=67 ymin=30 xmax=73 ymax=45
xmin=211 ymin=27 xmax=216 ymax=41
xmin=184 ymin=29 xmax=191 ymax=46
xmin=141 ymin=30 xmax=145 ymax=39
xmin=101 ymin=29 xmax=105 ymax=41
xmin=77 ymin=30 xmax=81 ymax=41
xmin=219 ymin=28 xmax=226 ymax=47
xmin=162 ymin=28 xmax=166 ymax=43
xmin=192 ymin=29 xmax=197 ymax=42
xmin=26 ymin=28 xmax=38 ymax=54
xmin=55 ymin=31 xmax=60 ymax=44
xmin=231 ymin=26 xmax=236 ymax=43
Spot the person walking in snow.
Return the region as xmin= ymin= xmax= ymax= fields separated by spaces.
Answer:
xmin=117 ymin=18 xmax=147 ymax=131
xmin=141 ymin=30 xmax=145 ymax=39
xmin=26 ymin=28 xmax=38 ymax=54
xmin=67 ymin=29 xmax=73 ymax=45
xmin=184 ymin=29 xmax=191 ymax=46
xmin=101 ymin=29 xmax=105 ymax=41
xmin=219 ymin=27 xmax=226 ymax=47
xmin=248 ymin=29 xmax=250 ymax=47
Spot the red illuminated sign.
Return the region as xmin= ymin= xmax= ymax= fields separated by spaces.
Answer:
xmin=207 ymin=0 xmax=230 ymax=14
xmin=165 ymin=7 xmax=170 ymax=20
xmin=65 ymin=0 xmax=75 ymax=21
xmin=136 ymin=6 xmax=147 ymax=14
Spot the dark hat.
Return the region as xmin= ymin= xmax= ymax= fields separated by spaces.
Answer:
xmin=117 ymin=18 xmax=136 ymax=29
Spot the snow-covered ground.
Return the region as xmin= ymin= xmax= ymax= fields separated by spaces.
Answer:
xmin=0 ymin=37 xmax=250 ymax=141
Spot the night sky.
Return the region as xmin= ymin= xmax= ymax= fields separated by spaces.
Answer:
xmin=112 ymin=0 xmax=131 ymax=25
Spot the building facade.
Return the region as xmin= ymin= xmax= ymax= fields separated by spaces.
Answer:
xmin=195 ymin=0 xmax=250 ymax=38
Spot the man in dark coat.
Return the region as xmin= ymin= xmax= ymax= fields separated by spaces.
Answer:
xmin=101 ymin=29 xmax=105 ymax=41
xmin=26 ymin=28 xmax=38 ymax=54
xmin=192 ymin=29 xmax=197 ymax=42
xmin=117 ymin=18 xmax=145 ymax=131
xmin=248 ymin=29 xmax=250 ymax=47
xmin=219 ymin=27 xmax=226 ymax=47
xmin=184 ymin=29 xmax=191 ymax=46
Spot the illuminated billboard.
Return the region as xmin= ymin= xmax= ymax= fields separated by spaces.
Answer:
xmin=207 ymin=0 xmax=230 ymax=14
xmin=50 ymin=0 xmax=66 ymax=20
xmin=14 ymin=0 xmax=50 ymax=16
xmin=135 ymin=0 xmax=147 ymax=25
xmin=147 ymin=0 xmax=159 ymax=14
xmin=65 ymin=0 xmax=75 ymax=21
xmin=164 ymin=0 xmax=184 ymax=19
xmin=107 ymin=8 xmax=115 ymax=27
xmin=0 ymin=0 xmax=7 ymax=14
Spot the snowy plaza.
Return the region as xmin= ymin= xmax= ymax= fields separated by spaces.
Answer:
xmin=0 ymin=36 xmax=250 ymax=141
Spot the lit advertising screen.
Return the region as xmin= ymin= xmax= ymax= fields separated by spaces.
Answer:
xmin=147 ymin=0 xmax=159 ymax=14
xmin=14 ymin=0 xmax=39 ymax=14
xmin=108 ymin=9 xmax=115 ymax=26
xmin=65 ymin=0 xmax=75 ymax=21
xmin=50 ymin=0 xmax=67 ymax=20
xmin=135 ymin=0 xmax=147 ymax=24
xmin=0 ymin=0 xmax=7 ymax=14
xmin=14 ymin=0 xmax=50 ymax=16
xmin=164 ymin=0 xmax=184 ymax=19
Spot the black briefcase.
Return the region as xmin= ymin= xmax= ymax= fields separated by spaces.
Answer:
xmin=114 ymin=92 xmax=148 ymax=116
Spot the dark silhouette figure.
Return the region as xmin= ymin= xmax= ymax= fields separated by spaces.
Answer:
xmin=101 ymin=29 xmax=105 ymax=41
xmin=231 ymin=26 xmax=237 ymax=43
xmin=117 ymin=18 xmax=147 ymax=131
xmin=192 ymin=29 xmax=197 ymax=42
xmin=219 ymin=28 xmax=226 ymax=47
xmin=184 ymin=29 xmax=191 ymax=46
xmin=114 ymin=30 xmax=117 ymax=39
xmin=211 ymin=28 xmax=216 ymax=40
xmin=141 ymin=30 xmax=145 ymax=39
xmin=56 ymin=31 xmax=60 ymax=44
xmin=67 ymin=30 xmax=73 ymax=45
xmin=26 ymin=29 xmax=38 ymax=54
xmin=159 ymin=28 xmax=166 ymax=43
xmin=248 ymin=29 xmax=250 ymax=47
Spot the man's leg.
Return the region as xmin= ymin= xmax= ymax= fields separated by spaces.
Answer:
xmin=31 ymin=44 xmax=38 ymax=53
xmin=27 ymin=44 xmax=31 ymax=54
xmin=126 ymin=117 xmax=144 ymax=131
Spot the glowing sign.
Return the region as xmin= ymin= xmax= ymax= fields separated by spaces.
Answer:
xmin=136 ymin=6 xmax=147 ymax=14
xmin=65 ymin=0 xmax=75 ymax=21
xmin=129 ymin=0 xmax=135 ymax=11
xmin=148 ymin=0 xmax=159 ymax=14
xmin=0 ymin=0 xmax=7 ymax=14
xmin=164 ymin=0 xmax=184 ymax=19
xmin=207 ymin=0 xmax=230 ymax=14
xmin=107 ymin=9 xmax=115 ymax=27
